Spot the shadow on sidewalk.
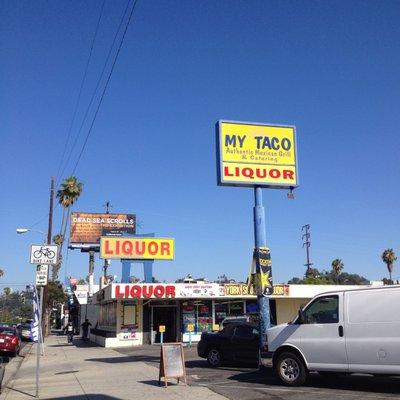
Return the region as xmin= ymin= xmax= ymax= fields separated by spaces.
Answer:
xmin=85 ymin=355 xmax=159 ymax=364
xmin=49 ymin=339 xmax=100 ymax=348
xmin=45 ymin=395 xmax=121 ymax=399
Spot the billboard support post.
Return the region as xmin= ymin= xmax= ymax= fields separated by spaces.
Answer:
xmin=253 ymin=187 xmax=270 ymax=358
xmin=121 ymin=260 xmax=131 ymax=283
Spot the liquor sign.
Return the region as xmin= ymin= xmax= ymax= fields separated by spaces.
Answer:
xmin=36 ymin=265 xmax=48 ymax=286
xmin=70 ymin=212 xmax=136 ymax=245
xmin=100 ymin=237 xmax=174 ymax=260
xmin=216 ymin=120 xmax=298 ymax=189
xmin=30 ymin=245 xmax=58 ymax=265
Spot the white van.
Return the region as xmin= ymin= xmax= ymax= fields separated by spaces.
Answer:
xmin=267 ymin=286 xmax=400 ymax=386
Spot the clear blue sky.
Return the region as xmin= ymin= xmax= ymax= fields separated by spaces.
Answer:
xmin=1 ymin=0 xmax=400 ymax=290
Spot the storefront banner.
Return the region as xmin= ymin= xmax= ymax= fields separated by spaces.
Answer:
xmin=216 ymin=120 xmax=298 ymax=189
xmin=70 ymin=212 xmax=136 ymax=244
xmin=225 ymin=283 xmax=289 ymax=297
xmin=176 ymin=284 xmax=223 ymax=298
xmin=100 ymin=237 xmax=174 ymax=260
xmin=112 ymin=283 xmax=223 ymax=299
xmin=113 ymin=284 xmax=176 ymax=299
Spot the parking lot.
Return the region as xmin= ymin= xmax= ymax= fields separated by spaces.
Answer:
xmin=116 ymin=345 xmax=400 ymax=400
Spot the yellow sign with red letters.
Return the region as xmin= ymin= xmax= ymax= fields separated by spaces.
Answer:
xmin=100 ymin=237 xmax=174 ymax=260
xmin=216 ymin=121 xmax=298 ymax=188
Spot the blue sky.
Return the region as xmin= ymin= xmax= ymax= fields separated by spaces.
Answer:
xmin=1 ymin=0 xmax=400 ymax=290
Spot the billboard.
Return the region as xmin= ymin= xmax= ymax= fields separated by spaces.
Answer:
xmin=216 ymin=120 xmax=298 ymax=188
xmin=70 ymin=212 xmax=136 ymax=244
xmin=100 ymin=237 xmax=174 ymax=260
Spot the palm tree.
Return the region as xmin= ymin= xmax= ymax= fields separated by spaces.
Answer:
xmin=53 ymin=176 xmax=83 ymax=280
xmin=382 ymin=249 xmax=397 ymax=284
xmin=331 ymin=259 xmax=344 ymax=283
xmin=3 ymin=287 xmax=11 ymax=297
xmin=0 ymin=269 xmax=3 ymax=279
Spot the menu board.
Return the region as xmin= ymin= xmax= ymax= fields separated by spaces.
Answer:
xmin=158 ymin=343 xmax=187 ymax=387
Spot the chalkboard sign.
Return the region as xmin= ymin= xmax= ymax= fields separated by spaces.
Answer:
xmin=158 ymin=343 xmax=187 ymax=387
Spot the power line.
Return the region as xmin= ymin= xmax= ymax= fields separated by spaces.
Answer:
xmin=71 ymin=0 xmax=138 ymax=175
xmin=55 ymin=0 xmax=106 ymax=187
xmin=59 ymin=0 xmax=132 ymax=181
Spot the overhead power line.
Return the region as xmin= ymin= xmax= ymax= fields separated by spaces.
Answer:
xmin=55 ymin=0 xmax=106 ymax=187
xmin=71 ymin=0 xmax=139 ymax=175
xmin=59 ymin=0 xmax=133 ymax=181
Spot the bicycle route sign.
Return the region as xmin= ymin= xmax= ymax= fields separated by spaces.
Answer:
xmin=30 ymin=244 xmax=58 ymax=265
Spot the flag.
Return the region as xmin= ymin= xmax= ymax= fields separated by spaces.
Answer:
xmin=32 ymin=286 xmax=40 ymax=343
xmin=247 ymin=247 xmax=273 ymax=296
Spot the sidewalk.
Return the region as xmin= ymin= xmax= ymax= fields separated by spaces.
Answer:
xmin=2 ymin=335 xmax=226 ymax=400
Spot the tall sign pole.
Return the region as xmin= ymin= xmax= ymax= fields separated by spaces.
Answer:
xmin=216 ymin=120 xmax=298 ymax=359
xmin=254 ymin=187 xmax=270 ymax=349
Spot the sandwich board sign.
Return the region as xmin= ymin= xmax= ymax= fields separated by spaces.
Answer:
xmin=36 ymin=265 xmax=48 ymax=286
xmin=158 ymin=343 xmax=187 ymax=387
xmin=30 ymin=245 xmax=58 ymax=265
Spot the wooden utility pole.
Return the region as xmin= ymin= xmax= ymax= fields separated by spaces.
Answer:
xmin=43 ymin=176 xmax=54 ymax=336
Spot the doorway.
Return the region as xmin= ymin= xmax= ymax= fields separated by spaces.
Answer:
xmin=152 ymin=305 xmax=177 ymax=343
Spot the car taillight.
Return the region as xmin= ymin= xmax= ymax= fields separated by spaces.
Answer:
xmin=11 ymin=337 xmax=18 ymax=344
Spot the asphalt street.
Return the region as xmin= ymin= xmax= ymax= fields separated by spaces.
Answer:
xmin=116 ymin=345 xmax=400 ymax=400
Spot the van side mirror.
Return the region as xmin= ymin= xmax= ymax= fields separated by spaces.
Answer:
xmin=298 ymin=308 xmax=305 ymax=324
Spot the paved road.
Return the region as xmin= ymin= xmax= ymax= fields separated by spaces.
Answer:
xmin=116 ymin=345 xmax=400 ymax=400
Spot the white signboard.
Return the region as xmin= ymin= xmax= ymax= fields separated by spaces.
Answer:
xmin=36 ymin=265 xmax=48 ymax=286
xmin=176 ymin=283 xmax=224 ymax=298
xmin=74 ymin=290 xmax=88 ymax=305
xmin=30 ymin=245 xmax=58 ymax=265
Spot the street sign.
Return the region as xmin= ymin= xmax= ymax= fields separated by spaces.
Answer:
xmin=30 ymin=245 xmax=58 ymax=265
xmin=159 ymin=325 xmax=166 ymax=333
xmin=35 ymin=265 xmax=48 ymax=286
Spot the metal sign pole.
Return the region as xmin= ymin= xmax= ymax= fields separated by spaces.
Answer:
xmin=253 ymin=187 xmax=271 ymax=354
xmin=35 ymin=285 xmax=44 ymax=398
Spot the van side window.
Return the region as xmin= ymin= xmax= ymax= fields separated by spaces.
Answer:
xmin=303 ymin=296 xmax=339 ymax=324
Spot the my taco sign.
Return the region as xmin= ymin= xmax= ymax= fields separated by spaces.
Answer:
xmin=216 ymin=120 xmax=298 ymax=189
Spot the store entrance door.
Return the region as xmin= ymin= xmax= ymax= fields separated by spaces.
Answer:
xmin=152 ymin=306 xmax=176 ymax=343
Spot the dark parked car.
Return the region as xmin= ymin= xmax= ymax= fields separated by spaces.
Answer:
xmin=0 ymin=327 xmax=21 ymax=357
xmin=197 ymin=322 xmax=260 ymax=367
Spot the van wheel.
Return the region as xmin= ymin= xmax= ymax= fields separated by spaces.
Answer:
xmin=207 ymin=348 xmax=222 ymax=367
xmin=276 ymin=351 xmax=307 ymax=386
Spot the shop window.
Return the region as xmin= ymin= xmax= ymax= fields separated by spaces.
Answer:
xmin=214 ymin=302 xmax=229 ymax=326
xmin=181 ymin=300 xmax=212 ymax=334
xmin=229 ymin=301 xmax=244 ymax=315
xmin=123 ymin=302 xmax=137 ymax=326
xmin=99 ymin=302 xmax=117 ymax=328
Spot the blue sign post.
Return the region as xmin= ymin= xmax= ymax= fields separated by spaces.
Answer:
xmin=254 ymin=187 xmax=270 ymax=350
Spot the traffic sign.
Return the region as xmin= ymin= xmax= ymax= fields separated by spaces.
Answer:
xmin=36 ymin=265 xmax=48 ymax=286
xmin=30 ymin=245 xmax=58 ymax=265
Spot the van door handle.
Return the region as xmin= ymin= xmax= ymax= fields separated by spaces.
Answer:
xmin=338 ymin=325 xmax=344 ymax=337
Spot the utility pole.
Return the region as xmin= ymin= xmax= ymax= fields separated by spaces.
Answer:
xmin=36 ymin=176 xmax=54 ymax=398
xmin=102 ymin=201 xmax=112 ymax=279
xmin=302 ymin=224 xmax=313 ymax=276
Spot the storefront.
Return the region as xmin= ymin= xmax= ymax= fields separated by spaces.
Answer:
xmin=91 ymin=282 xmax=378 ymax=348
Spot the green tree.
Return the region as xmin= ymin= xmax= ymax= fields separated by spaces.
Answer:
xmin=53 ymin=176 xmax=83 ymax=280
xmin=331 ymin=259 xmax=344 ymax=283
xmin=3 ymin=287 xmax=11 ymax=296
xmin=381 ymin=249 xmax=397 ymax=284
xmin=0 ymin=269 xmax=3 ymax=278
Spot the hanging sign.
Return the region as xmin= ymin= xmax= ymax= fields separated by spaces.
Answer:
xmin=158 ymin=343 xmax=187 ymax=387
xmin=216 ymin=120 xmax=298 ymax=189
xmin=30 ymin=245 xmax=58 ymax=265
xmin=248 ymin=247 xmax=273 ymax=296
xmin=100 ymin=237 xmax=174 ymax=260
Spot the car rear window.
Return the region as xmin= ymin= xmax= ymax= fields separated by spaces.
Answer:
xmin=21 ymin=325 xmax=31 ymax=330
xmin=0 ymin=327 xmax=16 ymax=335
